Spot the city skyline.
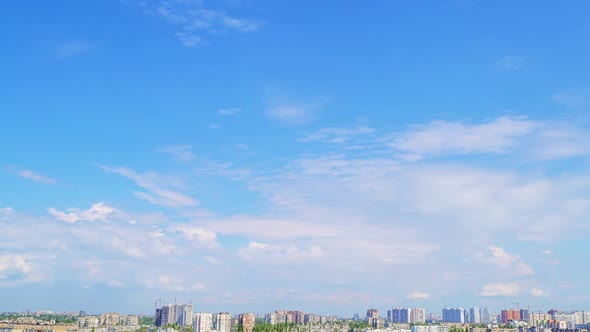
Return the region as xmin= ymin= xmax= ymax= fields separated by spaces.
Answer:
xmin=2 ymin=0 xmax=590 ymax=314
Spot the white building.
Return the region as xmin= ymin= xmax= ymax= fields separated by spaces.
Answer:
xmin=194 ymin=313 xmax=214 ymax=332
xmin=78 ymin=316 xmax=100 ymax=328
xmin=215 ymin=313 xmax=231 ymax=332
xmin=412 ymin=326 xmax=449 ymax=332
xmin=410 ymin=309 xmax=426 ymax=324
xmin=180 ymin=305 xmax=194 ymax=326
xmin=470 ymin=308 xmax=481 ymax=324
xmin=553 ymin=313 xmax=576 ymax=328
xmin=158 ymin=304 xmax=193 ymax=326
xmin=481 ymin=309 xmax=493 ymax=324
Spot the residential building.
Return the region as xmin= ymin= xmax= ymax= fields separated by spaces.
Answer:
xmin=194 ymin=313 xmax=214 ymax=332
xmin=155 ymin=309 xmax=162 ymax=327
xmin=442 ymin=308 xmax=464 ymax=324
xmin=529 ymin=313 xmax=551 ymax=327
xmin=289 ymin=311 xmax=305 ymax=324
xmin=180 ymin=305 xmax=194 ymax=326
xmin=392 ymin=308 xmax=410 ymax=323
xmin=100 ymin=313 xmax=119 ymax=326
xmin=553 ymin=313 xmax=576 ymax=328
xmin=215 ymin=312 xmax=231 ymax=332
xmin=471 ymin=328 xmax=517 ymax=332
xmin=238 ymin=314 xmax=255 ymax=332
xmin=367 ymin=309 xmax=379 ymax=318
xmin=500 ymin=310 xmax=520 ymax=324
xmin=481 ymin=309 xmax=493 ymax=324
xmin=412 ymin=326 xmax=449 ymax=332
xmin=156 ymin=304 xmax=194 ymax=327
xmin=469 ymin=308 xmax=481 ymax=324
xmin=304 ymin=314 xmax=320 ymax=324
xmin=120 ymin=315 xmax=139 ymax=326
xmin=366 ymin=309 xmax=379 ymax=328
xmin=410 ymin=308 xmax=426 ymax=324
xmin=78 ymin=316 xmax=99 ymax=328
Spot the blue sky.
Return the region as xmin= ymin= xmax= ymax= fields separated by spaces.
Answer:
xmin=2 ymin=0 xmax=590 ymax=316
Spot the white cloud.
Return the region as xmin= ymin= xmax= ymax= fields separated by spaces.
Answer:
xmin=222 ymin=16 xmax=259 ymax=32
xmin=209 ymin=124 xmax=220 ymax=129
xmin=192 ymin=282 xmax=207 ymax=291
xmin=107 ymin=280 xmax=124 ymax=288
xmin=217 ymin=108 xmax=241 ymax=116
xmin=406 ymin=291 xmax=431 ymax=300
xmin=17 ymin=169 xmax=57 ymax=184
xmin=99 ymin=165 xmax=199 ymax=207
xmin=111 ymin=237 xmax=145 ymax=258
xmin=268 ymin=105 xmax=313 ymax=125
xmin=530 ymin=126 xmax=590 ymax=160
xmin=552 ymin=91 xmax=587 ymax=108
xmin=239 ymin=242 xmax=324 ymax=262
xmin=175 ymin=32 xmax=201 ymax=47
xmin=9 ymin=114 xmax=590 ymax=309
xmin=496 ymin=56 xmax=528 ymax=71
xmin=476 ymin=282 xmax=519 ymax=297
xmin=248 ymin=241 xmax=269 ymax=250
xmin=131 ymin=1 xmax=261 ymax=47
xmin=531 ymin=288 xmax=549 ymax=297
xmin=0 ymin=207 xmax=13 ymax=214
xmin=204 ymin=256 xmax=221 ymax=264
xmin=484 ymin=246 xmax=534 ymax=276
xmin=173 ymin=225 xmax=219 ymax=248
xmin=267 ymin=98 xmax=327 ymax=126
xmin=298 ymin=126 xmax=375 ymax=143
xmin=156 ymin=144 xmax=195 ymax=161
xmin=54 ymin=41 xmax=94 ymax=59
xmin=0 ymin=254 xmax=47 ymax=285
xmin=47 ymin=202 xmax=115 ymax=223
xmin=390 ymin=116 xmax=538 ymax=159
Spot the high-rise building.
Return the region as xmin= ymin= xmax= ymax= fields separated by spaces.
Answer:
xmin=100 ymin=313 xmax=120 ymax=326
xmin=392 ymin=308 xmax=411 ymax=323
xmin=411 ymin=308 xmax=426 ymax=324
xmin=78 ymin=316 xmax=99 ymax=328
xmin=289 ymin=311 xmax=305 ymax=324
xmin=501 ymin=309 xmax=520 ymax=324
xmin=304 ymin=314 xmax=320 ymax=324
xmin=481 ymin=309 xmax=493 ymax=324
xmin=519 ymin=310 xmax=529 ymax=323
xmin=529 ymin=313 xmax=552 ymax=327
xmin=156 ymin=309 xmax=162 ymax=327
xmin=412 ymin=326 xmax=449 ymax=332
xmin=194 ymin=313 xmax=214 ymax=332
xmin=366 ymin=309 xmax=379 ymax=328
xmin=156 ymin=304 xmax=194 ymax=326
xmin=215 ymin=312 xmax=232 ymax=332
xmin=367 ymin=309 xmax=379 ymax=318
xmin=180 ymin=305 xmax=194 ymax=326
xmin=239 ymin=314 xmax=256 ymax=332
xmin=469 ymin=308 xmax=481 ymax=324
xmin=442 ymin=308 xmax=465 ymax=324
xmin=120 ymin=315 xmax=139 ymax=326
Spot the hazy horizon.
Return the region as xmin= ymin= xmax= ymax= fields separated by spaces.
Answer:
xmin=2 ymin=0 xmax=590 ymax=315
